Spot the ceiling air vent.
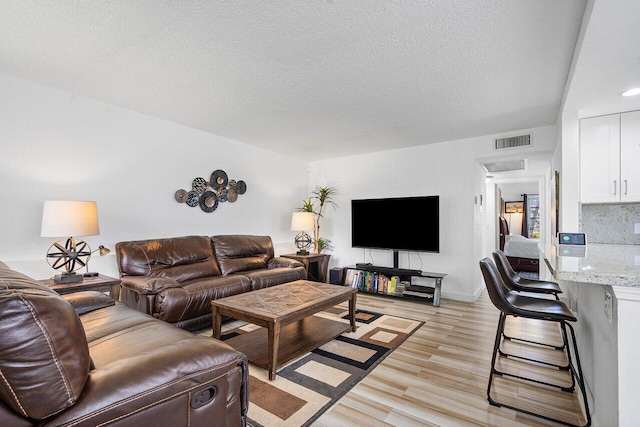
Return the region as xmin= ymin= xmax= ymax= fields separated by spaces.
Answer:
xmin=481 ymin=159 xmax=527 ymax=173
xmin=494 ymin=134 xmax=531 ymax=150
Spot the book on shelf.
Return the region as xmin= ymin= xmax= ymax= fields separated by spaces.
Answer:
xmin=347 ymin=269 xmax=357 ymax=287
xmin=377 ymin=274 xmax=387 ymax=294
xmin=343 ymin=269 xmax=362 ymax=289
xmin=389 ymin=275 xmax=399 ymax=295
xmin=343 ymin=268 xmax=413 ymax=297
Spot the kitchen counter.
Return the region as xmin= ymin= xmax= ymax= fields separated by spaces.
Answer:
xmin=543 ymin=243 xmax=640 ymax=425
xmin=543 ymin=243 xmax=640 ymax=287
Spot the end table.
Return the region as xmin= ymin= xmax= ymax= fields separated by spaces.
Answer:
xmin=281 ymin=253 xmax=331 ymax=283
xmin=39 ymin=274 xmax=121 ymax=300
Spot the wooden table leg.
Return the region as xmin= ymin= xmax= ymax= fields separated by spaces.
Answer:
xmin=110 ymin=283 xmax=121 ymax=301
xmin=268 ymin=320 xmax=281 ymax=381
xmin=349 ymin=293 xmax=357 ymax=332
xmin=212 ymin=306 xmax=222 ymax=339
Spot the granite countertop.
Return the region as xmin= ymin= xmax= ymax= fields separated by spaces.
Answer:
xmin=543 ymin=243 xmax=640 ymax=287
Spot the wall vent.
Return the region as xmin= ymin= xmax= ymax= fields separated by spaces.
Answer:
xmin=481 ymin=159 xmax=527 ymax=173
xmin=494 ymin=134 xmax=531 ymax=150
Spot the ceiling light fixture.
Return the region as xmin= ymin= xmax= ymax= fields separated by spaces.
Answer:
xmin=621 ymin=87 xmax=640 ymax=97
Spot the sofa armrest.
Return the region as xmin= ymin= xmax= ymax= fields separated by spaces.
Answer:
xmin=268 ymin=257 xmax=304 ymax=269
xmin=121 ymin=275 xmax=182 ymax=294
xmin=63 ymin=291 xmax=115 ymax=315
xmin=120 ymin=276 xmax=183 ymax=316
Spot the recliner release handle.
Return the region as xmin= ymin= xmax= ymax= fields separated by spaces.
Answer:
xmin=191 ymin=386 xmax=217 ymax=409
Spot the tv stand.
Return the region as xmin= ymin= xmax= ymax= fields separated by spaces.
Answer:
xmin=355 ymin=264 xmax=422 ymax=277
xmin=343 ymin=265 xmax=446 ymax=307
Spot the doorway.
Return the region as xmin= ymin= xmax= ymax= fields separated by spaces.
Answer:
xmin=485 ymin=175 xmax=548 ymax=256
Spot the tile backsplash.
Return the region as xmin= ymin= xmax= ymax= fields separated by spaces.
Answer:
xmin=581 ymin=203 xmax=640 ymax=245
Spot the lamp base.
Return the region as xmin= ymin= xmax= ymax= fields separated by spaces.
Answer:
xmin=83 ymin=272 xmax=99 ymax=277
xmin=54 ymin=273 xmax=83 ymax=284
xmin=296 ymin=249 xmax=309 ymax=255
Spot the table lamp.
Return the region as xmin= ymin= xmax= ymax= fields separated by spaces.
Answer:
xmin=84 ymin=245 xmax=111 ymax=277
xmin=291 ymin=212 xmax=315 ymax=255
xmin=40 ymin=200 xmax=100 ymax=283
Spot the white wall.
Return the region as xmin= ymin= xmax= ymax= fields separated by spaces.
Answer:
xmin=0 ymin=73 xmax=308 ymax=279
xmin=308 ymin=125 xmax=557 ymax=302
xmin=559 ymin=110 xmax=581 ymax=233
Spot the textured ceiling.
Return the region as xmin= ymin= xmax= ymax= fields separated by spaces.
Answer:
xmin=0 ymin=1 xmax=587 ymax=160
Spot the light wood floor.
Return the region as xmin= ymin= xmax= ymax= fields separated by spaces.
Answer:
xmin=313 ymin=292 xmax=588 ymax=427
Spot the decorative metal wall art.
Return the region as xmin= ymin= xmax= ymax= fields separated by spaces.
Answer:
xmin=175 ymin=169 xmax=247 ymax=213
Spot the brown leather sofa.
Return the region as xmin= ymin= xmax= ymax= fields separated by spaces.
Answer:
xmin=116 ymin=235 xmax=307 ymax=330
xmin=0 ymin=261 xmax=248 ymax=427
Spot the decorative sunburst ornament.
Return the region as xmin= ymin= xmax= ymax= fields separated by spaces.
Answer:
xmin=46 ymin=237 xmax=92 ymax=283
xmin=294 ymin=231 xmax=312 ymax=255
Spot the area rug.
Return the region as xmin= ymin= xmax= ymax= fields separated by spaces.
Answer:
xmin=195 ymin=307 xmax=423 ymax=427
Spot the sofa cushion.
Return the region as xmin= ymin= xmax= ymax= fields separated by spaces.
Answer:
xmin=154 ymin=275 xmax=252 ymax=323
xmin=116 ymin=235 xmax=221 ymax=281
xmin=212 ymin=235 xmax=275 ymax=275
xmin=0 ymin=264 xmax=91 ymax=420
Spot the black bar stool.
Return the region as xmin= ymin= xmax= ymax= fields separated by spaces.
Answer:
xmin=493 ymin=250 xmax=562 ymax=299
xmin=479 ymin=257 xmax=591 ymax=427
xmin=493 ymin=250 xmax=567 ymax=352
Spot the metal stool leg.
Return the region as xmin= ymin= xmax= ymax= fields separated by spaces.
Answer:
xmin=487 ymin=312 xmax=507 ymax=406
xmin=565 ymin=321 xmax=592 ymax=427
xmin=494 ymin=317 xmax=573 ymax=390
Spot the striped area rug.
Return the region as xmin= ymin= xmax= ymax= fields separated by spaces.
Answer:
xmin=196 ymin=307 xmax=423 ymax=427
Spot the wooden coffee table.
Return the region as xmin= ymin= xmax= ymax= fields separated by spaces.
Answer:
xmin=211 ymin=280 xmax=357 ymax=380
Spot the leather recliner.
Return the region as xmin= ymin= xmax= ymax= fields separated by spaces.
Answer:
xmin=0 ymin=261 xmax=249 ymax=427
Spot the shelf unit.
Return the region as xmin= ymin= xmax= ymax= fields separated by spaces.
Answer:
xmin=342 ymin=265 xmax=446 ymax=307
xmin=281 ymin=253 xmax=330 ymax=282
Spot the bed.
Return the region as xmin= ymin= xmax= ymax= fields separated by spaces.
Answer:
xmin=499 ymin=217 xmax=540 ymax=272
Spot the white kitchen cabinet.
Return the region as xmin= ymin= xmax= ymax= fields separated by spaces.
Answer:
xmin=580 ymin=111 xmax=640 ymax=203
xmin=580 ymin=114 xmax=620 ymax=203
xmin=620 ymin=111 xmax=640 ymax=201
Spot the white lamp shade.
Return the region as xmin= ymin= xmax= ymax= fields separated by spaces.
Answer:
xmin=291 ymin=212 xmax=315 ymax=231
xmin=41 ymin=200 xmax=100 ymax=237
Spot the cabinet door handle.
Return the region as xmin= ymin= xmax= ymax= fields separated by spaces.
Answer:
xmin=614 ymin=180 xmax=617 ymax=195
xmin=625 ymin=180 xmax=628 ymax=195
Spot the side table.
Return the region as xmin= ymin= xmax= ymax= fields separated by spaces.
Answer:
xmin=281 ymin=253 xmax=331 ymax=283
xmin=39 ymin=274 xmax=121 ymax=300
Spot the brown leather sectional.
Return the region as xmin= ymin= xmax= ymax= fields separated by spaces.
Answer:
xmin=0 ymin=261 xmax=248 ymax=426
xmin=116 ymin=234 xmax=307 ymax=330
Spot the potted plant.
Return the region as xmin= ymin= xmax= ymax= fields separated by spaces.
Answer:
xmin=298 ymin=186 xmax=337 ymax=253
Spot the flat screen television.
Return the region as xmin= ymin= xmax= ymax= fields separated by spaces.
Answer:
xmin=351 ymin=195 xmax=440 ymax=256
